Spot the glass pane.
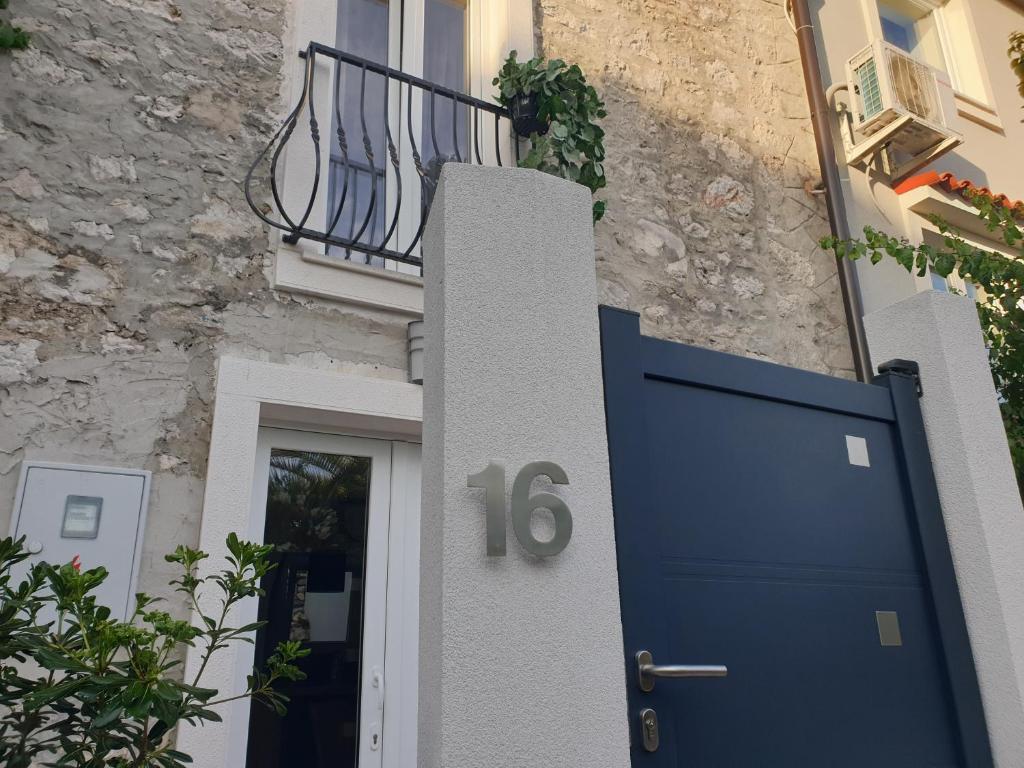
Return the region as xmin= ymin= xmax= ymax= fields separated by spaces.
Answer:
xmin=930 ymin=270 xmax=949 ymax=293
xmin=878 ymin=0 xmax=946 ymax=72
xmin=329 ymin=0 xmax=390 ymax=264
xmin=246 ymin=449 xmax=373 ymax=768
xmin=421 ymin=0 xmax=468 ymax=196
xmin=881 ymin=15 xmax=915 ymax=52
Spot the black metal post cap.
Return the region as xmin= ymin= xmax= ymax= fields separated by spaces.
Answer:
xmin=877 ymin=359 xmax=920 ymax=378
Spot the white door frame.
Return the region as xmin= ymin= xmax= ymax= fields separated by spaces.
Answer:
xmin=177 ymin=357 xmax=422 ymax=768
xmin=381 ymin=440 xmax=421 ymax=768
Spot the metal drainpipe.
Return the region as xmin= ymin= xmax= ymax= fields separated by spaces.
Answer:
xmin=790 ymin=0 xmax=873 ymax=382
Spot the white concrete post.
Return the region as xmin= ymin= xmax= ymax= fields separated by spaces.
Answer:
xmin=419 ymin=163 xmax=631 ymax=767
xmin=864 ymin=290 xmax=1024 ymax=766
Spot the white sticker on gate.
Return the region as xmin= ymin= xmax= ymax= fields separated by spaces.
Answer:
xmin=846 ymin=435 xmax=870 ymax=467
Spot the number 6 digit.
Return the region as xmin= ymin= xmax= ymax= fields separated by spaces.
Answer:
xmin=510 ymin=462 xmax=572 ymax=557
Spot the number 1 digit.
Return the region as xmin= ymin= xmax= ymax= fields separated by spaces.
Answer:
xmin=467 ymin=462 xmax=506 ymax=556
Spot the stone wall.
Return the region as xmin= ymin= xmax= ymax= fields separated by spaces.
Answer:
xmin=0 ymin=0 xmax=410 ymax=608
xmin=0 ymin=0 xmax=852 ymax=614
xmin=537 ymin=0 xmax=853 ymax=375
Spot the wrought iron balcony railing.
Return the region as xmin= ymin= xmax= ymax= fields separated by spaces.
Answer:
xmin=245 ymin=42 xmax=518 ymax=271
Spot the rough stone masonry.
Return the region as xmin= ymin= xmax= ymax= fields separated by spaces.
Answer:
xmin=537 ymin=0 xmax=852 ymax=375
xmin=0 ymin=0 xmax=851 ymax=613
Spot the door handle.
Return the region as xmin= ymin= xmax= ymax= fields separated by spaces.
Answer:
xmin=636 ymin=650 xmax=727 ymax=692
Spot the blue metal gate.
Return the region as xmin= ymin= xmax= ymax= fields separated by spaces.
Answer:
xmin=599 ymin=306 xmax=991 ymax=767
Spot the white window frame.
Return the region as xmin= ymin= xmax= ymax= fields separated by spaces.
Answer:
xmin=176 ymin=357 xmax=423 ymax=768
xmin=869 ymin=1 xmax=954 ymax=75
xmin=863 ymin=0 xmax=1002 ymax=128
xmin=896 ymin=199 xmax=998 ymax=302
xmin=270 ymin=0 xmax=534 ymax=315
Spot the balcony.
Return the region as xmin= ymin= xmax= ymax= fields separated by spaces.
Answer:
xmin=245 ymin=42 xmax=519 ymax=273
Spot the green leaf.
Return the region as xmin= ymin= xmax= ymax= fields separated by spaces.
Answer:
xmin=177 ymin=682 xmax=218 ymax=700
xmin=34 ymin=647 xmax=90 ymax=673
xmin=191 ymin=707 xmax=223 ymax=723
xmin=92 ymin=705 xmax=123 ymax=728
xmin=0 ymin=21 xmax=30 ymax=51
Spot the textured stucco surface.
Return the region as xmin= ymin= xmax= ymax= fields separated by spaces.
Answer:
xmin=0 ymin=0 xmax=411 ymax=614
xmin=865 ymin=291 xmax=1024 ymax=766
xmin=420 ymin=164 xmax=630 ymax=767
xmin=536 ymin=0 xmax=853 ymax=376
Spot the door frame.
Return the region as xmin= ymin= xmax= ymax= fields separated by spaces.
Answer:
xmin=598 ymin=305 xmax=993 ymax=767
xmin=177 ymin=357 xmax=423 ymax=768
xmin=239 ymin=430 xmax=421 ymax=768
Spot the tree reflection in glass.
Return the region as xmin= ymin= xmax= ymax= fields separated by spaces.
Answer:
xmin=246 ymin=449 xmax=372 ymax=768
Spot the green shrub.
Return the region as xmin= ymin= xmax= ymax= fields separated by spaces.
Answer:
xmin=0 ymin=533 xmax=307 ymax=767
xmin=0 ymin=0 xmax=29 ymax=52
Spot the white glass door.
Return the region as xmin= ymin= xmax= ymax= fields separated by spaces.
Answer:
xmin=245 ymin=429 xmax=392 ymax=768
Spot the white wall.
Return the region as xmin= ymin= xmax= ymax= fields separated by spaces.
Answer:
xmin=864 ymin=290 xmax=1024 ymax=766
xmin=810 ymin=0 xmax=1024 ymax=314
xmin=419 ymin=163 xmax=631 ymax=767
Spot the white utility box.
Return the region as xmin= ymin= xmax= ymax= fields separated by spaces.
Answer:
xmin=846 ymin=40 xmax=958 ymax=153
xmin=9 ymin=461 xmax=151 ymax=620
xmin=841 ymin=40 xmax=962 ymax=183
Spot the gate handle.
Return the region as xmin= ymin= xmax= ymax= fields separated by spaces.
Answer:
xmin=636 ymin=650 xmax=727 ymax=692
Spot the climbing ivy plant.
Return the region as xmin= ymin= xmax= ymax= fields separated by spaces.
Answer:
xmin=494 ymin=51 xmax=608 ymax=223
xmin=0 ymin=0 xmax=29 ymax=52
xmin=1011 ymin=31 xmax=1024 ymax=117
xmin=821 ymin=32 xmax=1024 ymax=491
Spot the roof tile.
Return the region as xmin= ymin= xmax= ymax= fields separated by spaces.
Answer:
xmin=895 ymin=171 xmax=1024 ymax=218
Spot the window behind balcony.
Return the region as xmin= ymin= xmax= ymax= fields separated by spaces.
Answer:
xmin=328 ymin=0 xmax=468 ymax=267
xmin=422 ymin=0 xmax=470 ymax=166
xmin=329 ymin=0 xmax=390 ymax=264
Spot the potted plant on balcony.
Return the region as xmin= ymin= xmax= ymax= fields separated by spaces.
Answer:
xmin=493 ymin=51 xmax=608 ymax=222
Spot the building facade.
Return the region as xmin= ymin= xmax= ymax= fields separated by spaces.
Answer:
xmin=812 ymin=0 xmax=1024 ymax=313
xmin=0 ymin=0 xmax=853 ymax=653
xmin=2 ymin=0 xmax=1023 ymax=765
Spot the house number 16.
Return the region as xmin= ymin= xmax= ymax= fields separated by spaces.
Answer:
xmin=467 ymin=461 xmax=573 ymax=557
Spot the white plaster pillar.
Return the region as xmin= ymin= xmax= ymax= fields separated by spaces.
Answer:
xmin=864 ymin=290 xmax=1024 ymax=766
xmin=419 ymin=163 xmax=631 ymax=767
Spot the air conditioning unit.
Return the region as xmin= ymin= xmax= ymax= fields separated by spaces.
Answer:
xmin=846 ymin=40 xmax=959 ymax=156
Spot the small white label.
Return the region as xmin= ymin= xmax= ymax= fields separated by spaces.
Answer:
xmin=846 ymin=435 xmax=870 ymax=467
